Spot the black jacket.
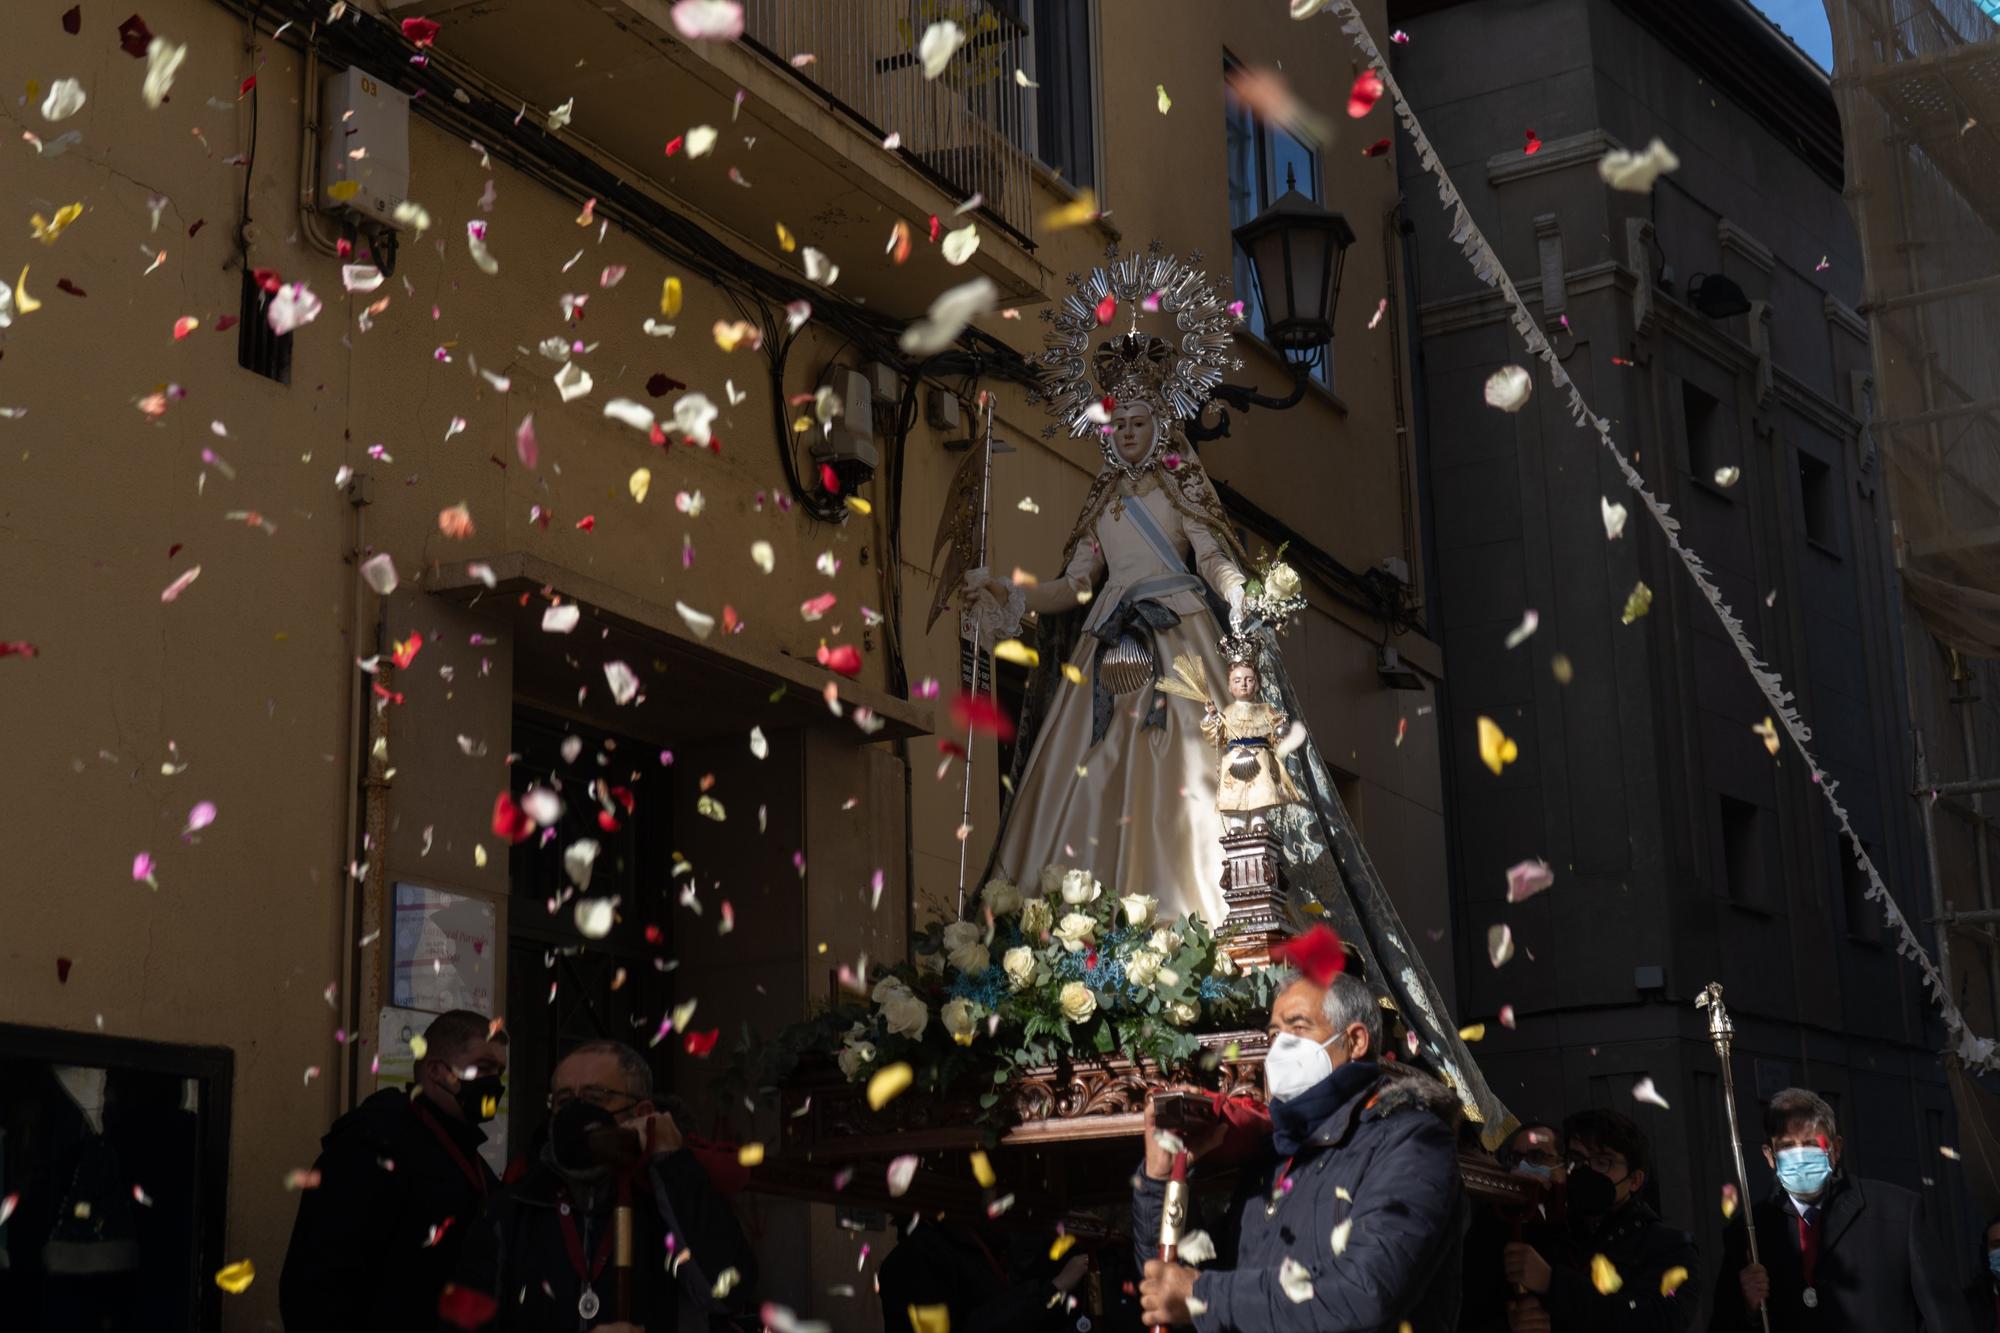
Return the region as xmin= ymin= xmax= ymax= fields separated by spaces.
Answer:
xmin=1965 ymin=1277 xmax=2000 ymax=1333
xmin=1132 ymin=1062 xmax=1465 ymax=1333
xmin=1524 ymin=1199 xmax=1699 ymax=1331
xmin=451 ymin=1147 xmax=757 ymax=1332
xmin=280 ymin=1087 xmax=500 ymax=1333
xmin=1707 ymin=1176 xmax=1971 ymax=1332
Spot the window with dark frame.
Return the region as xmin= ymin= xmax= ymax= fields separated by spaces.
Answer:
xmin=1799 ymin=450 xmax=1840 ymax=553
xmin=1718 ymin=794 xmax=1769 ymax=906
xmin=0 ymin=1024 xmax=233 ymax=1333
xmin=1682 ymin=381 xmax=1731 ymax=486
xmin=1224 ymin=58 xmax=1330 ymax=387
xmin=1028 ymin=0 xmax=1096 ymax=191
xmin=1840 ymin=839 xmax=1883 ymax=943
xmin=235 ymin=269 xmax=292 ymax=384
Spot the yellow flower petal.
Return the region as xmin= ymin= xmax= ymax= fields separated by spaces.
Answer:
xmin=993 ymin=639 xmax=1040 ymax=668
xmin=737 ymin=1142 xmax=765 ymax=1167
xmin=908 ymin=1304 xmax=951 ymax=1333
xmin=1590 ymin=1253 xmax=1623 ymax=1295
xmin=1458 ymin=1023 xmax=1486 ymax=1041
xmin=867 ymin=1061 xmax=913 ymax=1110
xmin=661 ymin=275 xmax=683 ymax=318
xmin=845 ymin=495 xmax=872 ymax=515
xmin=326 ymin=179 xmax=361 ymax=203
xmin=970 ymin=1150 xmax=995 ymax=1187
xmin=775 ymin=222 xmax=797 ymax=252
xmin=629 ymin=467 xmax=652 ymax=503
xmin=1061 ymin=663 xmax=1085 ymax=685
xmin=1476 ymin=716 xmax=1519 ymax=775
xmin=214 ymin=1260 xmax=256 ymax=1294
xmin=15 ymin=266 xmax=42 ymax=313
xmin=1659 ymin=1265 xmax=1689 ymax=1297
xmin=1753 ymin=716 xmax=1780 ymax=756
xmin=1156 ymin=84 xmax=1172 ymax=114
xmin=1621 ymin=580 xmax=1654 ymax=624
xmin=1048 ymin=1233 xmax=1078 ymax=1261
xmin=1042 ymin=191 xmax=1100 ymax=230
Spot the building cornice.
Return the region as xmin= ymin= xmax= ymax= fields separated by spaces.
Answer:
xmin=1486 ymin=129 xmax=1623 ymax=187
xmin=1717 ymin=219 xmax=1777 ymax=276
xmin=1823 ymin=293 xmax=1868 ymax=343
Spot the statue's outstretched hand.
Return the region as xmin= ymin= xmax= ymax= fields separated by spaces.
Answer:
xmin=960 ymin=569 xmax=1012 ymax=611
xmin=1226 ymin=584 xmax=1246 ymax=630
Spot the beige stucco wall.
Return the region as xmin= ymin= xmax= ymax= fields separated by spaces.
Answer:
xmin=0 ymin=0 xmax=1442 ymax=1327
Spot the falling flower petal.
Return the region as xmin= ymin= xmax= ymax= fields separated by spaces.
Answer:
xmin=42 ymin=78 xmax=87 ymax=121
xmin=1488 ymin=923 xmax=1514 ymax=968
xmin=359 ymin=553 xmax=398 ymax=596
xmin=685 ymin=124 xmax=718 ymax=157
xmin=1270 ymin=923 xmax=1345 ymax=985
xmin=872 ymin=1062 xmax=915 ymax=1111
xmin=342 ymin=264 xmax=383 ymax=293
xmin=670 ymin=0 xmax=744 ymax=41
xmin=1499 ymin=1004 xmax=1517 ymax=1029
xmin=1659 ymin=1266 xmax=1689 ymax=1297
xmin=901 ymin=277 xmax=996 ymax=355
xmin=1347 ymin=70 xmax=1383 ymax=118
xmin=1721 ymin=1183 xmax=1739 ymax=1219
xmin=1156 ymin=84 xmax=1172 ymax=114
xmin=1713 ymin=465 xmax=1740 ymax=487
xmin=546 ymin=98 xmax=574 ymax=131
xmin=213 ymin=1260 xmax=256 ymax=1294
xmin=1524 ymin=129 xmax=1543 ymax=155
xmin=1506 ymin=860 xmax=1554 ymax=902
xmin=132 ymin=852 xmax=157 ymax=887
xmin=1754 ymin=717 xmax=1781 ymax=756
xmin=542 ymin=604 xmax=581 ymax=635
xmin=554 ymin=360 xmax=593 ymax=403
xmin=629 ymin=467 xmax=652 ymax=502
xmin=1597 ymin=138 xmax=1680 ymax=193
xmin=161 ymin=565 xmax=201 ymax=602
xmin=1458 ymin=1023 xmax=1486 ymax=1041
xmin=750 ymin=541 xmax=775 ymax=574
xmin=941 ymin=224 xmax=980 ymax=266
xmin=918 ymin=20 xmax=964 ymax=79
xmin=1601 ymin=496 xmax=1628 ymax=540
xmin=515 ymin=413 xmax=538 ymax=469
xmin=1504 ymin=609 xmax=1539 ymax=649
xmin=1476 ymin=717 xmax=1518 ymax=775
xmin=1632 ymin=1077 xmax=1670 ymax=1110
xmin=1483 ymin=365 xmax=1532 ymax=412
xmin=1278 ymin=1257 xmax=1314 ymax=1303
xmin=143 ymin=38 xmax=188 ymax=109
xmin=1329 ymin=1218 xmax=1352 ymax=1255
xmin=604 ymin=660 xmax=640 ymax=705
xmin=574 ymin=897 xmax=616 ymax=939
xmin=266 ymin=283 xmax=322 ymax=336
xmin=1621 ymin=581 xmax=1654 ymax=624
xmin=1591 ymin=1254 xmax=1623 ymax=1295
xmin=676 ymin=601 xmax=716 ymax=639
xmin=464 ymin=221 xmax=499 ymax=274
xmin=604 ymin=399 xmax=657 ymax=433
xmin=672 ymin=392 xmax=718 ymax=446
xmin=438 ymin=503 xmax=475 ymax=540
xmin=802 ymin=247 xmax=839 ymax=286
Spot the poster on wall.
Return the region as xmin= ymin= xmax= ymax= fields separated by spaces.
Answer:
xmin=377 ymin=1005 xmax=509 ymax=1177
xmin=391 ymin=881 xmax=498 ymax=1015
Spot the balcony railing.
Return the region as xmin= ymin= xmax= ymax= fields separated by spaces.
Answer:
xmin=742 ymin=0 xmax=1039 ymax=244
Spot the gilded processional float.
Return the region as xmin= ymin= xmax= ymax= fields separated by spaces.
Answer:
xmin=746 ymin=245 xmax=1523 ymax=1259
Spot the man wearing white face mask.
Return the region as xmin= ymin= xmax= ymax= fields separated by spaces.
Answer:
xmin=1709 ymin=1087 xmax=1968 ymax=1332
xmin=1134 ymin=970 xmax=1465 ymax=1332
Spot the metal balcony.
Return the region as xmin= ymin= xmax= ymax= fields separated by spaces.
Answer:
xmin=742 ymin=0 xmax=1040 ymax=245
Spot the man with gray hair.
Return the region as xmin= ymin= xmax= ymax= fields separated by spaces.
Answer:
xmin=448 ymin=1039 xmax=756 ymax=1331
xmin=1135 ymin=968 xmax=1465 ymax=1331
xmin=1710 ymin=1086 xmax=1967 ymax=1331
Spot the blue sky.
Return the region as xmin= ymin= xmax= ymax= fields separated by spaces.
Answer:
xmin=1750 ymin=0 xmax=1834 ymax=69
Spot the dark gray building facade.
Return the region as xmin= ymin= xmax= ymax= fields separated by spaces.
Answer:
xmin=1391 ymin=0 xmax=1978 ymax=1296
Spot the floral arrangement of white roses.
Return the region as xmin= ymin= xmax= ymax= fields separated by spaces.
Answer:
xmin=1240 ymin=544 xmax=1306 ymax=629
xmin=768 ymin=867 xmax=1281 ymax=1118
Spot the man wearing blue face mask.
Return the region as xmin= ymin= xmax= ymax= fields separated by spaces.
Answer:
xmin=1133 ymin=969 xmax=1465 ymax=1332
xmin=1709 ymin=1087 xmax=1969 ymax=1331
xmin=1962 ymin=1215 xmax=2000 ymax=1331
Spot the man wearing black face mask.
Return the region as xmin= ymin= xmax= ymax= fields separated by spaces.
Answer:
xmin=1500 ymin=1109 xmax=1698 ymax=1333
xmin=1134 ymin=969 xmax=1465 ymax=1332
xmin=281 ymin=1009 xmax=508 ymax=1333
xmin=447 ymin=1039 xmax=757 ymax=1331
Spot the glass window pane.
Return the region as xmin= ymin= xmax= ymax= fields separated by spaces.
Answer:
xmin=1224 ymin=88 xmax=1259 ymax=228
xmin=1265 ymin=125 xmax=1320 ymax=204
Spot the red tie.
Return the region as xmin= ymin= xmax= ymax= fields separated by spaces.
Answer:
xmin=1797 ymin=1210 xmax=1820 ymax=1287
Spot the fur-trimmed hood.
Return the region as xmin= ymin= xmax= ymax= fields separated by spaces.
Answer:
xmin=1369 ymin=1060 xmax=1465 ymax=1128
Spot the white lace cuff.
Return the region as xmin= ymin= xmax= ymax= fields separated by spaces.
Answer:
xmin=977 ymin=581 xmax=1028 ymax=641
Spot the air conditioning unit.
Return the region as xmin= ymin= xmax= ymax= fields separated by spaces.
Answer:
xmin=319 ymin=66 xmax=411 ymax=228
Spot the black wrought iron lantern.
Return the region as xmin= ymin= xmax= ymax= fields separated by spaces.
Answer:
xmin=1231 ymin=181 xmax=1357 ymax=366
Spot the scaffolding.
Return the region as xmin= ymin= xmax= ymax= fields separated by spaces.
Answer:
xmin=1825 ymin=0 xmax=2000 ymax=1205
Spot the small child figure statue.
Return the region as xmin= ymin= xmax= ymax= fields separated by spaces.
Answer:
xmin=1201 ymin=637 xmax=1304 ymax=832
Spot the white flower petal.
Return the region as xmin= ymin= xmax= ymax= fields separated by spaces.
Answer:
xmin=685 ymin=124 xmax=718 ymax=158
xmin=603 ymin=398 xmax=657 ymax=432
xmin=554 ymin=360 xmax=593 ymax=403
xmin=143 ymin=38 xmax=187 ymax=110
xmin=564 ymin=838 xmax=601 ymax=890
xmin=1597 ymin=137 xmax=1681 ymax=194
xmin=802 ymin=247 xmax=840 ymax=286
xmin=750 ymin=541 xmax=775 ymax=574
xmin=1632 ymin=1076 xmax=1671 ymax=1110
xmin=1601 ymin=496 xmax=1629 ymax=541
xmin=574 ymin=897 xmax=616 ymax=939
xmin=886 ymin=1154 xmax=920 ymax=1197
xmin=341 ymin=264 xmax=383 ymax=294
xmin=941 ymin=224 xmax=980 ymax=266
xmin=676 ymin=601 xmax=716 ymax=640
xmin=604 ymin=660 xmax=640 ymax=705
xmin=1483 ymin=364 xmax=1533 ymax=412
xmin=669 ymin=0 xmax=743 ymax=40
xmin=42 ymin=78 xmax=87 ymax=122
xmin=672 ymin=392 xmax=718 ymax=446
xmin=1330 ymin=1217 xmax=1353 ymax=1256
xmin=1278 ymin=1256 xmax=1314 ymax=1304
xmin=359 ymin=553 xmax=398 ymax=596
xmin=521 ymin=787 xmax=564 ymax=826
xmin=918 ymin=20 xmax=964 ymax=79
xmin=899 ymin=277 xmax=996 ymax=356
xmin=542 ymin=604 xmax=581 ymax=634
xmin=266 ymin=283 xmax=323 ymax=336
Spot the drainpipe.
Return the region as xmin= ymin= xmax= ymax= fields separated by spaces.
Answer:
xmin=336 ymin=473 xmax=371 ymax=1111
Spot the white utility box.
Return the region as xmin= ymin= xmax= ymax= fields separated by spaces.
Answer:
xmin=319 ymin=66 xmax=411 ymax=228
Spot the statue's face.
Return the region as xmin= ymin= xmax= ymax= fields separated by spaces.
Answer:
xmin=1108 ymin=400 xmax=1159 ymax=466
xmin=1229 ymin=664 xmax=1258 ymax=699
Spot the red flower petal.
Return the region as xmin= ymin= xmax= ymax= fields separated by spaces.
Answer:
xmin=251 ymin=267 xmax=283 ymax=294
xmin=597 ymin=810 xmax=622 ymax=833
xmin=400 ymin=17 xmax=442 ymax=46
xmin=645 ymin=372 xmax=686 ymax=397
xmin=684 ymin=1028 xmax=721 ymax=1057
xmin=238 ymin=75 xmax=256 ymax=98
xmin=1362 ymin=137 xmax=1392 ymax=158
xmin=490 ymin=792 xmax=536 ymax=844
xmin=62 ymin=6 xmax=81 ymax=35
xmin=56 ymin=956 xmax=73 ymax=983
xmin=1269 ymin=923 xmax=1346 ymax=986
xmin=574 ymin=514 xmax=595 ymax=532
xmin=818 ymin=462 xmax=841 ymax=494
xmin=391 ymin=632 xmax=422 ymax=669
xmin=950 ymin=691 xmax=1015 ymax=742
xmin=437 ymin=1284 xmax=498 ymax=1330
xmin=118 ymin=14 xmax=155 ymax=58
xmin=1 ymin=641 xmax=42 ymax=659
xmin=1523 ymin=128 xmax=1542 ymax=155
xmin=927 ymin=214 xmax=942 ymax=244
xmin=1094 ymin=293 xmax=1117 ymax=326
xmin=817 ymin=642 xmax=863 ymax=678
xmin=1347 ymin=70 xmax=1384 ymax=119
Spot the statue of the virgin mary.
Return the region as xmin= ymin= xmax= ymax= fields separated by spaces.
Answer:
xmin=953 ymin=248 xmax=1513 ymax=1144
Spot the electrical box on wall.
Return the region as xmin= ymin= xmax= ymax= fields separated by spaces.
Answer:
xmin=319 ymin=66 xmax=411 ymax=227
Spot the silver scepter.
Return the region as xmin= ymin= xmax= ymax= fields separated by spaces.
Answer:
xmin=1698 ymin=982 xmax=1771 ymax=1333
xmin=954 ymin=394 xmax=996 ymax=918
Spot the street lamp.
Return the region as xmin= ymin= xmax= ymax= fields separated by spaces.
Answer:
xmin=1188 ymin=173 xmax=1357 ymax=441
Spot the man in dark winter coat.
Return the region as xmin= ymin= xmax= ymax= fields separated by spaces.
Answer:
xmin=1134 ymin=971 xmax=1465 ymax=1332
xmin=447 ymin=1039 xmax=757 ymax=1332
xmin=1709 ymin=1086 xmax=1970 ymax=1332
xmin=280 ymin=1009 xmax=508 ymax=1333
xmin=1500 ymin=1108 xmax=1698 ymax=1332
